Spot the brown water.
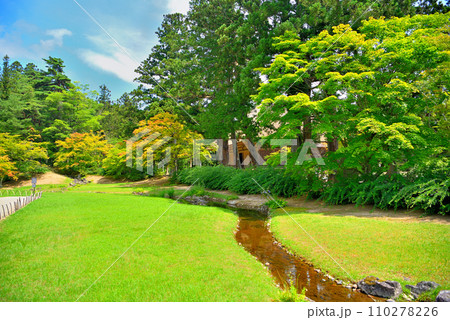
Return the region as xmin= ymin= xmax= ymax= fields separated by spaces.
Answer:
xmin=235 ymin=210 xmax=378 ymax=302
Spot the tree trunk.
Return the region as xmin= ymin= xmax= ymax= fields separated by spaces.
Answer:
xmin=303 ymin=116 xmax=312 ymax=140
xmin=291 ymin=126 xmax=303 ymax=154
xmin=222 ymin=139 xmax=229 ymax=166
xmin=387 ymin=163 xmax=396 ymax=177
xmin=327 ymin=138 xmax=339 ymax=152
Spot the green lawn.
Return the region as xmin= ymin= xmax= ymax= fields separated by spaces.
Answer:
xmin=3 ymin=184 xmax=448 ymax=302
xmin=271 ymin=209 xmax=450 ymax=289
xmin=0 ymin=192 xmax=277 ymax=301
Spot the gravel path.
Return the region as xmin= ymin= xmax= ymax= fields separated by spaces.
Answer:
xmin=0 ymin=196 xmax=33 ymax=220
xmin=0 ymin=197 xmax=26 ymax=206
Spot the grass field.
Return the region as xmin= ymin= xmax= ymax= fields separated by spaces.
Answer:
xmin=2 ymin=182 xmax=449 ymax=302
xmin=0 ymin=192 xmax=277 ymax=301
xmin=271 ymin=208 xmax=450 ymax=292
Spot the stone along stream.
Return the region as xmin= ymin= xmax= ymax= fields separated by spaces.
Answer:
xmin=234 ymin=209 xmax=377 ymax=302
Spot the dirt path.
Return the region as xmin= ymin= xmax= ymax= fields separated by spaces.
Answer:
xmin=3 ymin=173 xmax=144 ymax=188
xmin=0 ymin=197 xmax=25 ymax=206
xmin=127 ymin=177 xmax=171 ymax=187
xmin=85 ymin=175 xmax=128 ymax=184
xmin=285 ymin=196 xmax=450 ymax=224
xmin=3 ymin=172 xmax=69 ymax=189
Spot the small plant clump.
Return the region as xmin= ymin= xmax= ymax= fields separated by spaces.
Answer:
xmin=265 ymin=197 xmax=287 ymax=209
xmin=274 ymin=286 xmax=308 ymax=302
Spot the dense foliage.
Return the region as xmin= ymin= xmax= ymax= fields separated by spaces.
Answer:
xmin=101 ymin=142 xmax=147 ymax=181
xmin=253 ymin=13 xmax=449 ymax=214
xmin=1 ymin=0 xmax=449 ymax=214
xmin=0 ymin=132 xmax=48 ymax=184
xmin=177 ymin=165 xmax=301 ymax=198
xmin=0 ymin=54 xmax=145 ymax=178
xmin=54 ymin=132 xmax=110 ymax=176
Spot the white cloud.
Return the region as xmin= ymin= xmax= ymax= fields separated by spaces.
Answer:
xmin=79 ymin=25 xmax=158 ymax=84
xmin=0 ymin=23 xmax=72 ymax=59
xmin=46 ymin=29 xmax=72 ymax=46
xmin=39 ymin=28 xmax=72 ymax=52
xmin=79 ymin=49 xmax=139 ymax=83
xmin=85 ymin=26 xmax=155 ymax=62
xmin=167 ymin=0 xmax=190 ymax=14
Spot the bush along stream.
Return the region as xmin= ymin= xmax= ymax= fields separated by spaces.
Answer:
xmin=180 ymin=194 xmax=380 ymax=302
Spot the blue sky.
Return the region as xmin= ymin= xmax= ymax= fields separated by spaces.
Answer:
xmin=0 ymin=0 xmax=190 ymax=99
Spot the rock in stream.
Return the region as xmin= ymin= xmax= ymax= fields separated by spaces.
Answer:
xmin=357 ymin=276 xmax=402 ymax=299
xmin=405 ymin=281 xmax=440 ymax=299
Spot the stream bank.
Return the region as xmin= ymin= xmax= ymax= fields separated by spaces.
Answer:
xmin=181 ymin=195 xmax=380 ymax=302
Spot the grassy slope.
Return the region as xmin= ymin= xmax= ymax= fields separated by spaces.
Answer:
xmin=0 ymin=193 xmax=277 ymax=301
xmin=271 ymin=209 xmax=450 ymax=288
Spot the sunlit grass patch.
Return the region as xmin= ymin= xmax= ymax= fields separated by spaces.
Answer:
xmin=271 ymin=209 xmax=450 ymax=289
xmin=0 ymin=192 xmax=277 ymax=301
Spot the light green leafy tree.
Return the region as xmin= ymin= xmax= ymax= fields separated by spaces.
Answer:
xmin=0 ymin=133 xmax=48 ymax=181
xmin=255 ymin=13 xmax=449 ymax=183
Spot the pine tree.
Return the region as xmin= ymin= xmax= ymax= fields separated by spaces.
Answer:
xmin=0 ymin=55 xmax=11 ymax=100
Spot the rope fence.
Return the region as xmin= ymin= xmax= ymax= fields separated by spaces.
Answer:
xmin=0 ymin=189 xmax=44 ymax=197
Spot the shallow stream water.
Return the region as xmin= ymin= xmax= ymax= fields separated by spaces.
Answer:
xmin=234 ymin=209 xmax=378 ymax=302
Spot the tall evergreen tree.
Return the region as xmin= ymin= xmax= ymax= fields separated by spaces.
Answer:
xmin=35 ymin=57 xmax=73 ymax=95
xmin=0 ymin=55 xmax=11 ymax=100
xmin=135 ymin=13 xmax=201 ymax=124
xmin=98 ymin=84 xmax=112 ymax=106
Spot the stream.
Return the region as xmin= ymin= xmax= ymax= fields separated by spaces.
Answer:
xmin=234 ymin=209 xmax=378 ymax=302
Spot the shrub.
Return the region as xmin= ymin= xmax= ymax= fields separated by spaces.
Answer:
xmin=177 ymin=166 xmax=238 ymax=190
xmin=177 ymin=166 xmax=301 ymax=198
xmin=166 ymin=188 xmax=175 ymax=199
xmin=227 ymin=169 xmax=260 ymax=194
xmin=321 ymin=174 xmax=449 ymax=215
xmin=320 ymin=175 xmax=407 ymax=209
xmin=227 ymin=167 xmax=300 ymax=197
xmin=390 ymin=178 xmax=449 ymax=215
